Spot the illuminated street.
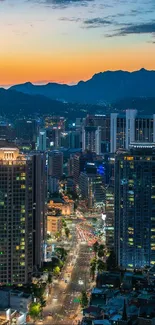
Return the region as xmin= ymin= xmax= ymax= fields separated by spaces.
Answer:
xmin=42 ymin=243 xmax=93 ymax=324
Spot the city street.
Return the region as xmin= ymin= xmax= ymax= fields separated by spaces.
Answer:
xmin=42 ymin=243 xmax=93 ymax=324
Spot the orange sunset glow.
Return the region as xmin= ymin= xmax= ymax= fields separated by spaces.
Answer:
xmin=0 ymin=0 xmax=155 ymax=86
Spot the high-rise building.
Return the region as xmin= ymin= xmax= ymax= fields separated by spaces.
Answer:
xmin=15 ymin=119 xmax=38 ymax=142
xmin=48 ymin=151 xmax=63 ymax=179
xmin=48 ymin=177 xmax=59 ymax=194
xmin=82 ymin=126 xmax=101 ymax=154
xmin=115 ymin=143 xmax=155 ymax=268
xmin=0 ymin=142 xmax=46 ymax=284
xmin=0 ymin=123 xmax=15 ymax=141
xmin=85 ymin=115 xmax=110 ymax=153
xmin=37 ymin=129 xmax=47 ymax=151
xmin=72 ymin=152 xmax=95 ymax=185
xmin=69 ymin=131 xmax=81 ymax=149
xmin=110 ymin=110 xmax=155 ymax=153
xmin=30 ymin=152 xmax=47 ymax=269
xmin=79 ymin=167 xmax=105 ymax=209
xmin=105 ymin=185 xmax=114 ymax=250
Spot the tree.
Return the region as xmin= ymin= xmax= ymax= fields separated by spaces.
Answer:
xmin=46 ymin=233 xmax=52 ymax=240
xmin=98 ymin=244 xmax=105 ymax=259
xmin=90 ymin=257 xmax=97 ymax=281
xmin=29 ymin=302 xmax=41 ymax=323
xmin=55 ymin=231 xmax=61 ymax=239
xmin=31 ymin=283 xmax=46 ymax=300
xmin=80 ymin=290 xmax=88 ymax=308
xmin=48 ymin=273 xmax=52 ymax=284
xmin=106 ymin=250 xmax=117 ymax=271
xmin=92 ymin=241 xmax=99 ymax=257
xmin=65 ymin=227 xmax=70 ymax=238
xmin=97 ymin=259 xmax=106 ymax=273
xmin=56 ymin=247 xmax=67 ymax=261
xmin=40 ymin=296 xmax=46 ymax=315
xmin=62 ymin=219 xmax=67 ymax=228
xmin=53 ymin=266 xmax=60 ymax=276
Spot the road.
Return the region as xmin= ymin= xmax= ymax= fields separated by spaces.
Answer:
xmin=42 ymin=243 xmax=93 ymax=325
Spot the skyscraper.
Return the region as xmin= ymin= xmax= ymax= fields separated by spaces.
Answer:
xmin=79 ymin=164 xmax=105 ymax=209
xmin=15 ymin=119 xmax=38 ymax=141
xmin=82 ymin=126 xmax=101 ymax=154
xmin=110 ymin=110 xmax=155 ymax=153
xmin=0 ymin=142 xmax=46 ymax=284
xmin=115 ymin=143 xmax=155 ymax=268
xmin=48 ymin=150 xmax=63 ymax=179
xmin=85 ymin=115 xmax=110 ymax=153
xmin=37 ymin=129 xmax=47 ymax=151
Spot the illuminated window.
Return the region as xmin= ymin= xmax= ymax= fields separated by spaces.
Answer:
xmin=21 ymin=185 xmax=26 ymax=189
xmin=20 ymin=262 xmax=25 ymax=266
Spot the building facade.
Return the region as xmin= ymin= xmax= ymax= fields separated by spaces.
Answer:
xmin=48 ymin=150 xmax=63 ymax=179
xmin=0 ymin=143 xmax=46 ymax=284
xmin=110 ymin=110 xmax=155 ymax=153
xmin=115 ymin=144 xmax=155 ymax=268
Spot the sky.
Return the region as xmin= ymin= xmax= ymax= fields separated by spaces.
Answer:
xmin=0 ymin=0 xmax=155 ymax=86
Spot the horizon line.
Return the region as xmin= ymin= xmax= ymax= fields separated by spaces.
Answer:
xmin=0 ymin=67 xmax=154 ymax=89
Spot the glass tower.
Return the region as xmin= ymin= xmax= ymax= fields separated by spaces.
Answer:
xmin=115 ymin=143 xmax=155 ymax=268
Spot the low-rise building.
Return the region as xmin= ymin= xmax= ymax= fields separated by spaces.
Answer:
xmin=47 ymin=197 xmax=74 ymax=216
xmin=47 ymin=215 xmax=62 ymax=234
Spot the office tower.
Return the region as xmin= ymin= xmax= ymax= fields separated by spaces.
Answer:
xmin=0 ymin=142 xmax=46 ymax=284
xmin=69 ymin=131 xmax=81 ymax=149
xmin=30 ymin=152 xmax=47 ymax=269
xmin=60 ymin=131 xmax=81 ymax=149
xmin=46 ymin=127 xmax=62 ymax=148
xmin=105 ymin=185 xmax=114 ymax=250
xmin=79 ymin=167 xmax=105 ymax=209
xmin=110 ymin=113 xmax=126 ymax=153
xmin=0 ymin=123 xmax=15 ymax=141
xmin=37 ymin=129 xmax=47 ymax=151
xmin=48 ymin=177 xmax=59 ymax=194
xmin=60 ymin=132 xmax=70 ymax=148
xmin=48 ymin=150 xmax=63 ymax=179
xmin=72 ymin=152 xmax=95 ymax=185
xmin=115 ymin=143 xmax=155 ymax=268
xmin=110 ymin=110 xmax=155 ymax=153
xmin=15 ymin=119 xmax=38 ymax=142
xmin=75 ymin=118 xmax=83 ymax=130
xmin=85 ymin=115 xmax=110 ymax=153
xmin=82 ymin=126 xmax=101 ymax=154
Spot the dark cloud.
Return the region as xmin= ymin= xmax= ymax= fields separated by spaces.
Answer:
xmin=83 ymin=17 xmax=113 ymax=28
xmin=109 ymin=21 xmax=155 ymax=37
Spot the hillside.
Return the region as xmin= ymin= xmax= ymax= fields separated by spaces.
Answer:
xmin=10 ymin=68 xmax=155 ymax=104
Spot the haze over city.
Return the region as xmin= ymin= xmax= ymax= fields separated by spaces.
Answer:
xmin=0 ymin=0 xmax=155 ymax=86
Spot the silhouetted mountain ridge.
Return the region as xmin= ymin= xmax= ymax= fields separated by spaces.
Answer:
xmin=10 ymin=68 xmax=155 ymax=104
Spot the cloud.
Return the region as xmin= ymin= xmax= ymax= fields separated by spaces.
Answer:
xmin=38 ymin=0 xmax=94 ymax=8
xmin=59 ymin=17 xmax=82 ymax=22
xmin=83 ymin=17 xmax=113 ymax=28
xmin=109 ymin=21 xmax=155 ymax=37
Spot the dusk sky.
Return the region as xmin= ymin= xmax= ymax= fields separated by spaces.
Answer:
xmin=0 ymin=0 xmax=155 ymax=86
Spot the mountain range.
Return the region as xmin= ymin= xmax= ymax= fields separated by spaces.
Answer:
xmin=0 ymin=68 xmax=155 ymax=117
xmin=10 ymin=68 xmax=155 ymax=104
